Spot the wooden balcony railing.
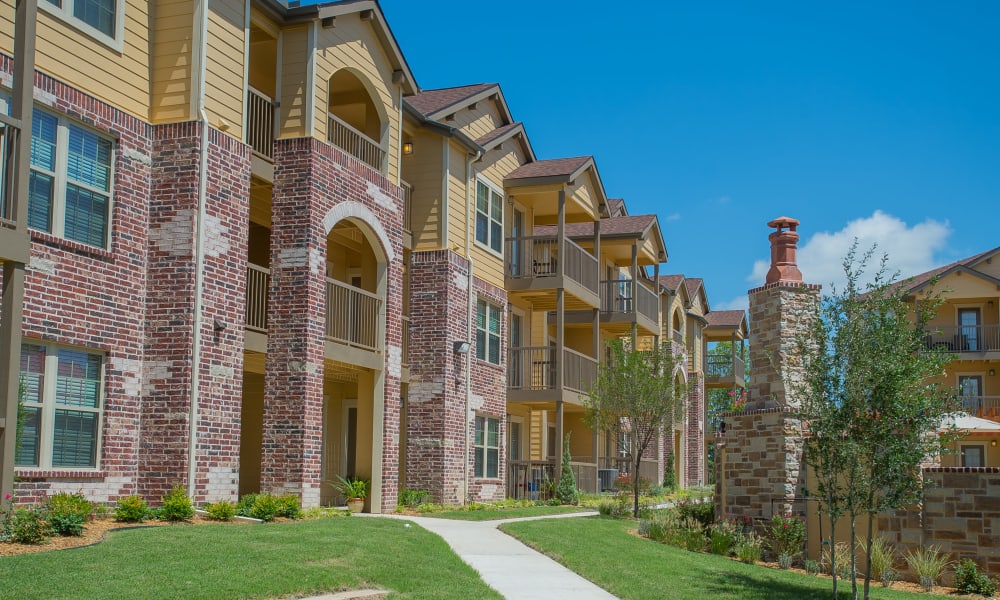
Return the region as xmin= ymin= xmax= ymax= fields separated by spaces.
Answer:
xmin=600 ymin=456 xmax=660 ymax=484
xmin=327 ymin=113 xmax=386 ymax=172
xmin=0 ymin=112 xmax=23 ymax=229
xmin=563 ymin=347 xmax=597 ymax=394
xmin=400 ymin=180 xmax=412 ymax=236
xmin=705 ymin=354 xmax=745 ymax=381
xmin=505 ymin=235 xmax=598 ymax=295
xmin=245 ymin=87 xmax=275 ymax=159
xmin=600 ymin=279 xmax=658 ymax=325
xmin=923 ymin=324 xmax=1000 ymax=353
xmin=508 ymin=346 xmax=556 ymax=391
xmin=325 ymin=278 xmax=382 ymax=351
xmin=958 ymin=395 xmax=1000 ymax=417
xmin=636 ymin=282 xmax=658 ymax=324
xmin=245 ymin=264 xmax=270 ymax=332
xmin=508 ymin=460 xmax=555 ymax=500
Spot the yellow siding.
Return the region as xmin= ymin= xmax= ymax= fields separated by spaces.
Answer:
xmin=204 ymin=0 xmax=246 ymax=137
xmin=150 ymin=0 xmax=193 ymax=123
xmin=279 ymin=25 xmax=309 ymax=138
xmin=451 ymin=102 xmax=504 ymax=141
xmin=402 ymin=130 xmax=443 ymax=250
xmin=314 ymin=15 xmax=401 ymax=181
xmin=469 ymin=141 xmax=527 ymax=290
xmin=566 ymin=170 xmax=600 ymax=221
xmin=0 ymin=0 xmax=151 ymax=119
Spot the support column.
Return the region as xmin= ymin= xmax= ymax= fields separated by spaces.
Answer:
xmin=0 ymin=263 xmax=25 ymax=501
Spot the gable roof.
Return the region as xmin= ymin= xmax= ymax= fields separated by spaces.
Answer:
xmin=533 ymin=214 xmax=657 ymax=239
xmin=475 ymin=122 xmax=537 ymax=163
xmin=505 ymin=156 xmax=592 ymax=181
xmin=900 ymin=246 xmax=1000 ymax=294
xmin=705 ymin=310 xmax=747 ymax=328
xmin=405 ymin=83 xmax=496 ymax=119
xmin=658 ymin=274 xmax=685 ymax=294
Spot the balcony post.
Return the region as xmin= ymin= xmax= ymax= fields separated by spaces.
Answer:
xmin=557 ymin=189 xmax=565 ymax=277
xmin=653 ymin=261 xmax=661 ymax=350
xmin=631 ymin=242 xmax=639 ymax=348
xmin=555 ymin=399 xmax=564 ymax=483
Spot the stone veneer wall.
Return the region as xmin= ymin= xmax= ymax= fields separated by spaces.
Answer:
xmin=11 ymin=65 xmax=152 ymax=504
xmin=714 ymin=408 xmax=806 ymax=520
xmin=878 ymin=468 xmax=1000 ymax=579
xmin=264 ymin=137 xmax=403 ymax=511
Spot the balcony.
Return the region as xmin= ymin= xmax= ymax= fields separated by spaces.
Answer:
xmin=504 ymin=235 xmax=600 ymax=309
xmin=244 ymin=265 xmax=383 ymax=353
xmin=923 ymin=325 xmax=1000 ymax=355
xmin=245 ymin=87 xmax=275 ymax=160
xmin=0 ymin=112 xmax=30 ymax=262
xmin=598 ymin=279 xmax=658 ymax=334
xmin=507 ymin=459 xmax=601 ymax=498
xmin=959 ymin=396 xmax=1000 ymax=420
xmin=328 ymin=113 xmax=387 ymax=172
xmin=704 ymin=354 xmax=746 ymax=388
xmin=508 ymin=346 xmax=597 ymax=401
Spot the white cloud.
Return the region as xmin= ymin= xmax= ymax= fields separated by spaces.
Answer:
xmin=714 ymin=296 xmax=749 ymax=312
xmin=747 ymin=210 xmax=951 ymax=291
xmin=663 ymin=212 xmax=681 ymax=222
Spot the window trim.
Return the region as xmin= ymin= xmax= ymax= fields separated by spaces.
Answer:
xmin=16 ymin=341 xmax=106 ymax=471
xmin=474 ymin=415 xmax=501 ymax=479
xmin=474 ymin=176 xmax=504 ymax=259
xmin=39 ymin=0 xmax=126 ymax=53
xmin=475 ymin=298 xmax=502 ymax=365
xmin=960 ymin=444 xmax=986 ymax=468
xmin=29 ymin=107 xmax=116 ymax=250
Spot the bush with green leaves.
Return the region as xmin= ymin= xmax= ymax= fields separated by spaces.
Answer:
xmin=735 ymin=531 xmax=763 ymax=564
xmin=766 ymin=515 xmax=805 ymax=559
xmin=955 ymin=558 xmax=996 ymax=597
xmin=203 ymin=500 xmax=236 ymax=521
xmin=46 ymin=492 xmax=92 ymax=536
xmin=276 ymin=494 xmax=302 ymax=519
xmin=555 ymin=434 xmax=579 ymax=505
xmin=114 ymin=495 xmax=149 ymax=523
xmin=10 ymin=507 xmax=50 ymax=544
xmin=804 ymin=559 xmax=821 ymax=575
xmin=159 ymin=485 xmax=195 ymax=522
xmin=661 ymin=452 xmax=677 ymax=491
xmin=398 ymin=489 xmax=430 ymax=509
xmin=675 ymin=498 xmax=714 ymax=529
xmin=708 ymin=519 xmax=742 ymax=556
xmin=904 ymin=545 xmax=951 ymax=592
xmin=237 ymin=493 xmax=280 ymax=522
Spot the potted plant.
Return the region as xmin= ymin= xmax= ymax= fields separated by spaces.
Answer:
xmin=330 ymin=476 xmax=369 ymax=513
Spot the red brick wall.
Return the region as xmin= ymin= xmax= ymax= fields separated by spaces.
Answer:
xmin=264 ymin=137 xmax=403 ymax=510
xmin=468 ymin=277 xmax=508 ymax=502
xmin=686 ymin=373 xmax=705 ymax=485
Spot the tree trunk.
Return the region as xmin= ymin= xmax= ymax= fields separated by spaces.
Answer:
xmin=863 ymin=511 xmax=875 ymax=600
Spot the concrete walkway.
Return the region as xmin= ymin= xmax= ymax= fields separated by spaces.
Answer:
xmin=372 ymin=511 xmax=618 ymax=600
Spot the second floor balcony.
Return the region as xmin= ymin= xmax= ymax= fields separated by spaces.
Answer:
xmin=508 ymin=345 xmax=598 ymax=401
xmin=599 ymin=279 xmax=658 ymax=334
xmin=705 ymin=354 xmax=746 ymax=388
xmin=923 ymin=324 xmax=1000 ymax=355
xmin=245 ymin=87 xmax=276 ymax=160
xmin=959 ymin=395 xmax=1000 ymax=420
xmin=505 ymin=235 xmax=599 ymax=308
xmin=328 ymin=112 xmax=387 ymax=173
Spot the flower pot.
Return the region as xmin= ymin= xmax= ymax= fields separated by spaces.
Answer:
xmin=347 ymin=498 xmax=364 ymax=513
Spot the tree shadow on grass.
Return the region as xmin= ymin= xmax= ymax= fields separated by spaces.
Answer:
xmin=701 ymin=571 xmax=856 ymax=600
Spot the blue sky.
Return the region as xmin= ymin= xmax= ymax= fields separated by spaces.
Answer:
xmin=376 ymin=0 xmax=1000 ymax=311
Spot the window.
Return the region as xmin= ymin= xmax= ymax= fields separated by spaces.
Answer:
xmin=40 ymin=0 xmax=123 ymax=50
xmin=475 ymin=298 xmax=501 ymax=364
xmin=29 ymin=109 xmax=113 ymax=248
xmin=475 ymin=178 xmax=503 ymax=254
xmin=474 ymin=416 xmax=500 ymax=478
xmin=961 ymin=445 xmax=985 ymax=468
xmin=16 ymin=343 xmax=104 ymax=469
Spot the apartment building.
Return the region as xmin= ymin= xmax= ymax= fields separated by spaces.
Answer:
xmin=0 ymin=0 xmax=737 ymax=510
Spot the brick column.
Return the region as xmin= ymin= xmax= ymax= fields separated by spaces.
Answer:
xmin=686 ymin=372 xmax=705 ymax=485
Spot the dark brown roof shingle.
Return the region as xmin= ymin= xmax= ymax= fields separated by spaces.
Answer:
xmin=405 ymin=83 xmax=495 ymax=117
xmin=476 ymin=122 xmax=521 ymax=146
xmin=506 ymin=156 xmax=591 ymax=180
xmin=706 ymin=310 xmax=747 ymax=328
xmin=658 ymin=274 xmax=685 ymax=292
xmin=533 ymin=215 xmax=656 ymax=238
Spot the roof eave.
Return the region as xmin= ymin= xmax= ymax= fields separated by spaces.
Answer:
xmin=403 ymin=102 xmax=483 ymax=155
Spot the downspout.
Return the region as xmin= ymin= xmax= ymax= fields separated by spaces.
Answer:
xmin=463 ymin=148 xmax=483 ymax=504
xmin=188 ymin=0 xmax=211 ymax=499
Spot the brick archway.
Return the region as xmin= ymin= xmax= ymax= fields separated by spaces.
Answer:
xmin=322 ymin=201 xmax=396 ymax=263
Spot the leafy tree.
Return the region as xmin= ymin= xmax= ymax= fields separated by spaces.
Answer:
xmin=585 ymin=339 xmax=686 ymax=517
xmin=795 ymin=245 xmax=958 ymax=600
xmin=555 ymin=433 xmax=579 ymax=505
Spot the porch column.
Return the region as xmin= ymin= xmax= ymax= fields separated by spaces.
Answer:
xmin=555 ymin=400 xmax=564 ymax=478
xmin=653 ymin=261 xmax=661 ymax=349
xmin=630 ymin=242 xmax=639 ymax=348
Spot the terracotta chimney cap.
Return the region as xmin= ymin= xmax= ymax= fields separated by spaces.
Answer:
xmin=767 ymin=216 xmax=800 ymax=231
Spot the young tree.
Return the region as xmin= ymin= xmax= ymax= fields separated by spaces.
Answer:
xmin=556 ymin=432 xmax=579 ymax=505
xmin=585 ymin=339 xmax=686 ymax=517
xmin=795 ymin=245 xmax=958 ymax=600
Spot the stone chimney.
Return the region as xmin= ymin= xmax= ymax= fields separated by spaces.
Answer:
xmin=765 ymin=216 xmax=802 ymax=284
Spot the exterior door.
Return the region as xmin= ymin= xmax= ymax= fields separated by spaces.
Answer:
xmin=959 ymin=308 xmax=981 ymax=351
xmin=959 ymin=375 xmax=983 ymax=414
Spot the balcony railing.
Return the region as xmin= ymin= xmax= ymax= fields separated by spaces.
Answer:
xmin=600 ymin=279 xmax=657 ymax=325
xmin=245 ymin=264 xmax=270 ymax=333
xmin=508 ymin=346 xmax=597 ymax=394
xmin=508 ymin=460 xmax=555 ymax=500
xmin=325 ymin=278 xmax=382 ymax=351
xmin=245 ymin=87 xmax=275 ymax=159
xmin=327 ymin=113 xmax=386 ymax=172
xmin=923 ymin=324 xmax=1000 ymax=353
xmin=600 ymin=456 xmax=660 ymax=484
xmin=0 ymin=112 xmax=22 ymax=229
xmin=705 ymin=354 xmax=745 ymax=381
xmin=505 ymin=235 xmax=598 ymax=294
xmin=958 ymin=396 xmax=1000 ymax=417
xmin=400 ymin=180 xmax=413 ymax=236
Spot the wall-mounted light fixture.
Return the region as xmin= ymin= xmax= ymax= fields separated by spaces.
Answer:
xmin=991 ymin=369 xmax=996 ymax=377
xmin=992 ymin=439 xmax=998 ymax=448
xmin=402 ymin=141 xmax=414 ymax=155
xmin=453 ymin=341 xmax=471 ymax=354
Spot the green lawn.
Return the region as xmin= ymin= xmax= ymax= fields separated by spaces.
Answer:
xmin=0 ymin=518 xmax=502 ymax=600
xmin=501 ymin=517 xmax=933 ymax=600
xmin=412 ymin=504 xmax=592 ymax=521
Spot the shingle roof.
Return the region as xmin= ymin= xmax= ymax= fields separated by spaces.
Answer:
xmin=684 ymin=278 xmax=704 ymax=299
xmin=533 ymin=215 xmax=656 ymax=239
xmin=405 ymin=83 xmax=495 ymax=117
xmin=705 ymin=310 xmax=746 ymax=328
xmin=476 ymin=122 xmax=521 ymax=147
xmin=899 ymin=247 xmax=1000 ymax=293
xmin=608 ymin=199 xmax=625 ymax=216
xmin=658 ymin=274 xmax=685 ymax=292
xmin=505 ymin=156 xmax=591 ymax=180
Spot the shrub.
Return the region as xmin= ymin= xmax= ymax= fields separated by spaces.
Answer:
xmin=662 ymin=451 xmax=677 ymax=491
xmin=676 ymin=498 xmax=714 ymax=528
xmin=708 ymin=519 xmax=742 ymax=556
xmin=735 ymin=531 xmax=763 ymax=564
xmin=555 ymin=434 xmax=579 ymax=505
xmin=766 ymin=515 xmax=805 ymax=559
xmin=398 ymin=489 xmax=430 ymax=508
xmin=822 ymin=542 xmax=852 ymax=579
xmin=160 ymin=485 xmax=195 ymax=522
xmin=672 ymin=517 xmax=706 ymax=552
xmin=955 ymin=558 xmax=997 ymax=597
xmin=114 ymin=495 xmax=149 ymax=523
xmin=881 ymin=567 xmax=898 ymax=588
xmin=597 ymin=494 xmax=630 ymax=518
xmin=647 ymin=485 xmax=665 ymax=497
xmin=276 ymin=495 xmax=302 ymax=519
xmin=904 ymin=545 xmax=950 ymax=592
xmin=204 ymin=500 xmax=236 ymax=521
xmin=46 ymin=492 xmax=92 ymax=537
xmin=237 ymin=493 xmax=280 ymax=522
xmin=804 ymin=559 xmax=821 ymax=576
xmin=778 ymin=553 xmax=794 ymax=570
xmin=865 ymin=537 xmax=897 ymax=583
xmin=10 ymin=507 xmax=50 ymax=544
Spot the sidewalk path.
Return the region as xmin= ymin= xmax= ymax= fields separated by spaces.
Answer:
xmin=372 ymin=511 xmax=618 ymax=600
